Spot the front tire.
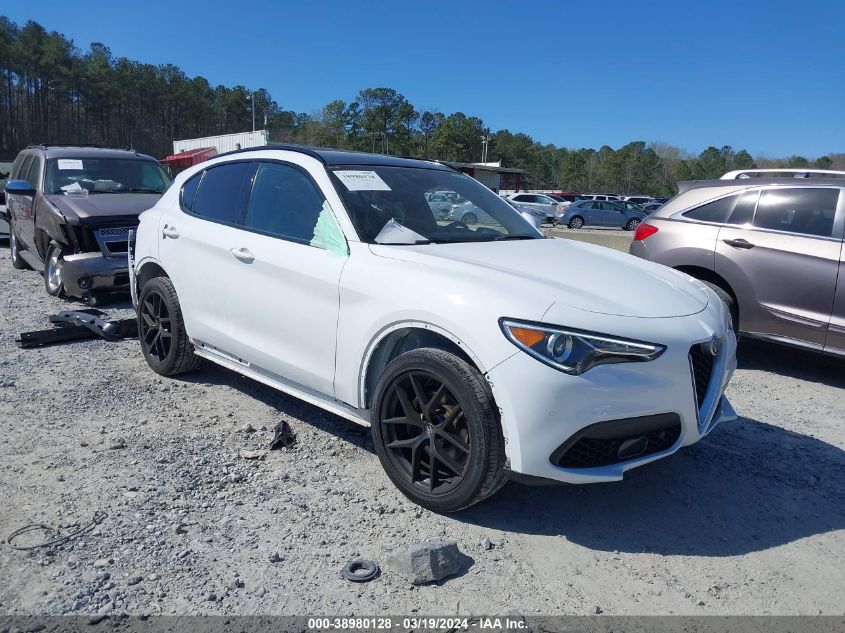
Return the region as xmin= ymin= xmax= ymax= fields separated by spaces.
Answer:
xmin=701 ymin=280 xmax=739 ymax=334
xmin=44 ymin=242 xmax=65 ymax=297
xmin=138 ymin=276 xmax=200 ymax=376
xmin=462 ymin=212 xmax=478 ymax=225
xmin=371 ymin=348 xmax=506 ymax=513
xmin=568 ymin=216 xmax=584 ymax=229
xmin=625 ymin=218 xmax=640 ymax=231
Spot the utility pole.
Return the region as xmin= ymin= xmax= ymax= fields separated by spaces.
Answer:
xmin=480 ymin=132 xmax=491 ymax=163
xmin=248 ymin=92 xmax=256 ymax=132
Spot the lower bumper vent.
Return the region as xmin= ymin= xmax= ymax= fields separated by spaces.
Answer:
xmin=551 ymin=413 xmax=682 ymax=469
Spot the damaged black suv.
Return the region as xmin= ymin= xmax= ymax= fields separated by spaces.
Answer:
xmin=3 ymin=145 xmax=170 ymax=302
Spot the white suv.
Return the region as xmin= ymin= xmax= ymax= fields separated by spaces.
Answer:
xmin=131 ymin=146 xmax=737 ymax=512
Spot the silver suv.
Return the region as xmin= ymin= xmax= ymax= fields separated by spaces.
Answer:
xmin=506 ymin=193 xmax=564 ymax=223
xmin=630 ymin=169 xmax=845 ymax=358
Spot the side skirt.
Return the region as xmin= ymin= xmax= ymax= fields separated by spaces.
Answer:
xmin=19 ymin=249 xmax=44 ymax=272
xmin=192 ymin=340 xmax=370 ymax=427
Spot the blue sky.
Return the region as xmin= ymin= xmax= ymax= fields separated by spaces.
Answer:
xmin=6 ymin=1 xmax=844 ymax=157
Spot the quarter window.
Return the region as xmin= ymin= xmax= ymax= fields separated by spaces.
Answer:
xmin=192 ymin=162 xmax=253 ymax=224
xmin=684 ymin=194 xmax=739 ymax=224
xmin=244 ymin=162 xmax=330 ymax=245
xmin=753 ymin=188 xmax=838 ymax=238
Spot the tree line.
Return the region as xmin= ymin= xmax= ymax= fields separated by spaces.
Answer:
xmin=1 ymin=17 xmax=841 ymax=195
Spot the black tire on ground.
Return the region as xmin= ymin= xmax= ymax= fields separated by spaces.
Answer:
xmin=9 ymin=221 xmax=28 ymax=270
xmin=43 ymin=242 xmax=65 ymax=297
xmin=701 ymin=280 xmax=739 ymax=333
xmin=625 ymin=218 xmax=640 ymax=231
xmin=463 ymin=212 xmax=478 ymax=225
xmin=568 ymin=216 xmax=584 ymax=229
xmin=137 ymin=276 xmax=201 ymax=376
xmin=370 ymin=347 xmax=507 ymax=513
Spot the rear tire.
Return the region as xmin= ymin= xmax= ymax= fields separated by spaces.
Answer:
xmin=9 ymin=222 xmax=28 ymax=270
xmin=463 ymin=212 xmax=478 ymax=225
xmin=371 ymin=348 xmax=506 ymax=513
xmin=701 ymin=280 xmax=739 ymax=333
xmin=569 ymin=216 xmax=584 ymax=229
xmin=138 ymin=276 xmax=200 ymax=376
xmin=625 ymin=218 xmax=640 ymax=231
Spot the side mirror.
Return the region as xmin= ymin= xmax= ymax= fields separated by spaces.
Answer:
xmin=5 ymin=179 xmax=35 ymax=197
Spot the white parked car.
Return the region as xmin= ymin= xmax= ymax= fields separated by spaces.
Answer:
xmin=131 ymin=146 xmax=737 ymax=512
xmin=506 ymin=193 xmax=565 ymax=223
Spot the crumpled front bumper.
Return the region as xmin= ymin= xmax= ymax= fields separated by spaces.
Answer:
xmin=60 ymin=252 xmax=130 ymax=298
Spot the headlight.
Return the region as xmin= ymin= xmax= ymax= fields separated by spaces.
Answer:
xmin=500 ymin=318 xmax=665 ymax=375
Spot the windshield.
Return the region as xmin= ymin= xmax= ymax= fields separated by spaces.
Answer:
xmin=329 ymin=166 xmax=542 ymax=244
xmin=45 ymin=157 xmax=171 ymax=195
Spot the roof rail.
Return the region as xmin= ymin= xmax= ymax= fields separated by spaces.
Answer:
xmin=216 ymin=143 xmax=327 ymax=163
xmin=720 ymin=168 xmax=845 ymax=180
xmin=27 ymin=143 xmax=135 ymax=151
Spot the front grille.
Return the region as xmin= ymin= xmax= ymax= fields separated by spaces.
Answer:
xmin=551 ymin=413 xmax=682 ymax=469
xmin=95 ymin=226 xmax=134 ymax=256
xmin=98 ymin=226 xmax=132 ymax=238
xmin=689 ymin=344 xmax=715 ymax=409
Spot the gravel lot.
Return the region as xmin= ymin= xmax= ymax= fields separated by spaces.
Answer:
xmin=0 ymin=239 xmax=843 ymax=618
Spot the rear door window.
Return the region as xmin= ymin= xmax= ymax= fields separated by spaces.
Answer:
xmin=753 ymin=188 xmax=839 ymax=238
xmin=726 ymin=190 xmax=758 ymax=225
xmin=16 ymin=155 xmax=33 ymax=184
xmin=180 ymin=172 xmax=202 ymax=212
xmin=26 ymin=156 xmax=42 ymax=189
xmin=191 ymin=162 xmax=254 ymax=225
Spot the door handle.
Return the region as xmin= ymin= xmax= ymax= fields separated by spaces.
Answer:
xmin=162 ymin=225 xmax=180 ymax=239
xmin=229 ymin=247 xmax=255 ymax=264
xmin=723 ymin=238 xmax=755 ymax=249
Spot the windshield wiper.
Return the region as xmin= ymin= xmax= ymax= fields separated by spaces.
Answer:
xmin=120 ymin=187 xmax=162 ymax=193
xmin=376 ymin=239 xmax=431 ymax=245
xmin=494 ymin=234 xmax=538 ymax=241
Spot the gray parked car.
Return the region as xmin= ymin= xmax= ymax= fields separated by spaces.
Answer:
xmin=4 ymin=145 xmax=171 ymax=301
xmin=629 ymin=168 xmax=845 ymax=357
xmin=557 ymin=199 xmax=646 ymax=230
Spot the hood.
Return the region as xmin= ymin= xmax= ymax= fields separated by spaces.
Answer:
xmin=45 ymin=193 xmax=161 ymax=224
xmin=371 ymin=237 xmax=709 ymax=318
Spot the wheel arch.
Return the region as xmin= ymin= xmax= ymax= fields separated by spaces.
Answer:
xmin=674 ymin=265 xmax=740 ymax=318
xmin=359 ymin=322 xmax=487 ymax=410
xmin=135 ymin=258 xmax=170 ymax=293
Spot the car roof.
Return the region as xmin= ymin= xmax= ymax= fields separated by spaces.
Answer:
xmin=25 ymin=145 xmax=158 ymax=161
xmin=219 ymin=143 xmax=454 ymax=171
xmin=678 ymin=177 xmax=845 ymax=195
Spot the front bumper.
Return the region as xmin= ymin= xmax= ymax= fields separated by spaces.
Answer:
xmin=487 ymin=310 xmax=737 ymax=484
xmin=60 ymin=252 xmax=130 ymax=298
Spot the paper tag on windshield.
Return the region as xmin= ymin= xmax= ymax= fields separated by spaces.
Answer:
xmin=334 ymin=170 xmax=391 ymax=191
xmin=57 ymin=159 xmax=83 ymax=170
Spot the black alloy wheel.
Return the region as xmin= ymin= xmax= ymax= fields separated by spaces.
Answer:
xmin=371 ymin=348 xmax=506 ymax=512
xmin=139 ymin=289 xmax=173 ymax=364
xmin=380 ymin=370 xmax=471 ymax=495
xmin=137 ymin=276 xmax=200 ymax=376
